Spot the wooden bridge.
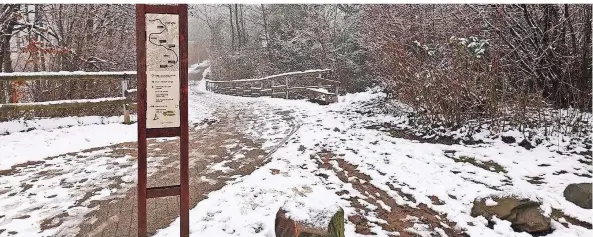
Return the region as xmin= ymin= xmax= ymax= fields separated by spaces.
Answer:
xmin=204 ymin=69 xmax=340 ymax=104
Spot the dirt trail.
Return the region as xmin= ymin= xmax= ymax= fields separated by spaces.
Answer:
xmin=74 ymin=111 xmax=275 ymax=237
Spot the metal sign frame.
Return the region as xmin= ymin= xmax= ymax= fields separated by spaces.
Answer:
xmin=136 ymin=4 xmax=189 ymax=237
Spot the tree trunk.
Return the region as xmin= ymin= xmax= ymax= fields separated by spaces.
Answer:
xmin=580 ymin=5 xmax=592 ymax=110
xmin=229 ymin=5 xmax=235 ymax=51
xmin=2 ymin=27 xmax=15 ymax=73
xmin=240 ymin=5 xmax=247 ymax=45
xmin=261 ymin=4 xmax=272 ymax=62
xmin=234 ymin=4 xmax=241 ymax=48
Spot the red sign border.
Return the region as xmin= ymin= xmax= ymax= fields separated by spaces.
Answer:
xmin=136 ymin=4 xmax=189 ymax=237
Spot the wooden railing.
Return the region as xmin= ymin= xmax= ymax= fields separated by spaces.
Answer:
xmin=204 ymin=69 xmax=340 ymax=103
xmin=0 ymin=71 xmax=137 ymax=123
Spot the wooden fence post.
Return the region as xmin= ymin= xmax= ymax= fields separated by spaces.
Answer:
xmin=318 ymin=73 xmax=323 ymax=89
xmin=122 ymin=73 xmax=131 ymax=124
xmin=285 ymin=76 xmax=289 ymax=99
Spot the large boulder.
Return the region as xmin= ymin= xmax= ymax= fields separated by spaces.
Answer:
xmin=275 ymin=205 xmax=345 ymax=237
xmin=471 ymin=196 xmax=551 ymax=233
xmin=564 ymin=183 xmax=592 ymax=209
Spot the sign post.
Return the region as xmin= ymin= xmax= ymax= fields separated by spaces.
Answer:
xmin=136 ymin=4 xmax=189 ymax=237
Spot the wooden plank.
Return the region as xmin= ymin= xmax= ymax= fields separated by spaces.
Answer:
xmin=290 ymin=87 xmax=308 ymax=90
xmin=179 ymin=5 xmax=190 ymax=237
xmin=146 ymin=127 xmax=181 ymax=138
xmin=147 ymin=185 xmax=181 ymax=199
xmin=318 ymin=78 xmax=340 ymax=84
xmin=135 ymin=4 xmax=148 ymax=237
xmin=0 ymin=97 xmax=128 ymax=111
xmin=144 ymin=4 xmax=181 ymax=14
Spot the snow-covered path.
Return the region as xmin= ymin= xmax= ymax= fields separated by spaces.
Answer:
xmin=155 ymin=86 xmax=592 ymax=237
xmin=1 ymin=71 xmax=591 ymax=237
xmin=0 ymin=72 xmax=302 ymax=237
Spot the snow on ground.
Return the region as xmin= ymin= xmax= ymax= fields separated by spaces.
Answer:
xmin=188 ymin=79 xmax=214 ymax=125
xmin=0 ymin=115 xmax=135 ymax=135
xmin=155 ymin=85 xmax=591 ymax=237
xmin=0 ymin=148 xmax=168 ymax=237
xmin=0 ymin=116 xmax=137 ymax=170
xmin=189 ymin=60 xmax=210 ymax=73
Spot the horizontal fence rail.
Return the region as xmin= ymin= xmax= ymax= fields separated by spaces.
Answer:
xmin=0 ymin=71 xmax=137 ymax=123
xmin=0 ymin=69 xmax=339 ymax=122
xmin=205 ymin=69 xmax=340 ymax=103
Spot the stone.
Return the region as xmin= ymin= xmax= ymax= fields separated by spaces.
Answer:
xmin=275 ymin=209 xmax=299 ymax=237
xmin=275 ymin=205 xmax=345 ymax=237
xmin=511 ymin=206 xmax=551 ymax=233
xmin=501 ymin=136 xmax=516 ymax=144
xmin=518 ymin=139 xmax=535 ymax=150
xmin=471 ymin=195 xmax=551 ymax=233
xmin=564 ymin=183 xmax=592 ymax=209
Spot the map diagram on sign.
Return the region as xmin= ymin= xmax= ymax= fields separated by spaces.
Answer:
xmin=146 ymin=13 xmax=180 ymax=128
xmin=146 ymin=14 xmax=180 ymax=71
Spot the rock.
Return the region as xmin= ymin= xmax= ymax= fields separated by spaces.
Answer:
xmin=501 ymin=136 xmax=516 ymax=144
xmin=518 ymin=139 xmax=535 ymax=150
xmin=275 ymin=209 xmax=299 ymax=237
xmin=511 ymin=206 xmax=551 ymax=233
xmin=564 ymin=183 xmax=592 ymax=209
xmin=275 ymin=205 xmax=345 ymax=237
xmin=307 ymin=99 xmax=330 ymax=105
xmin=471 ymin=195 xmax=551 ymax=233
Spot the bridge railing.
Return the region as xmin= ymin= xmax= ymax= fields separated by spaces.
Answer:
xmin=0 ymin=71 xmax=137 ymax=123
xmin=204 ymin=69 xmax=340 ymax=103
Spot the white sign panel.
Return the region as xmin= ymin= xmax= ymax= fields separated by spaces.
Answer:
xmin=145 ymin=13 xmax=180 ymax=128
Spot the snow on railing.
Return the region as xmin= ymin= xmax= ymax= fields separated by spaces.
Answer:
xmin=0 ymin=71 xmax=136 ymax=82
xmin=0 ymin=71 xmax=136 ymax=77
xmin=6 ymin=97 xmax=127 ymax=106
xmin=204 ymin=69 xmax=339 ymax=103
xmin=204 ymin=69 xmax=331 ymax=83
